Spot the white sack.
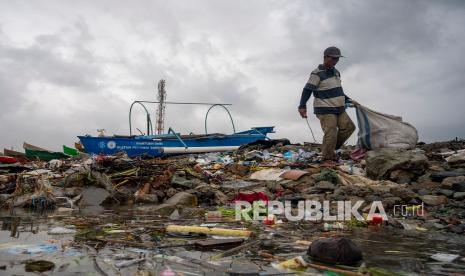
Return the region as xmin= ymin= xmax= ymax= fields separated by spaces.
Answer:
xmin=355 ymin=105 xmax=418 ymax=150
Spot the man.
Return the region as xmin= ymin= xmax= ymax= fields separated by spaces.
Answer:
xmin=298 ymin=46 xmax=358 ymax=165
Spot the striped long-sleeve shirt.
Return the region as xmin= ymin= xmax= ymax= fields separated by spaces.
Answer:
xmin=299 ymin=64 xmax=352 ymax=114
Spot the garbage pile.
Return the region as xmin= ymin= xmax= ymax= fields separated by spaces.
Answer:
xmin=1 ymin=139 xmax=465 ymax=274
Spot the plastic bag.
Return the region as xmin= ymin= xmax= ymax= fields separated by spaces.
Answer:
xmin=355 ymin=105 xmax=418 ymax=150
xmin=307 ymin=237 xmax=362 ymax=265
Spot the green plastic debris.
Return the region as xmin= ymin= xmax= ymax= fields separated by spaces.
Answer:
xmin=63 ymin=145 xmax=79 ymax=156
xmin=323 ymin=271 xmax=345 ymax=276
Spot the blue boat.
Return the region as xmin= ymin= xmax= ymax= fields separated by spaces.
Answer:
xmin=78 ymin=88 xmax=275 ymax=157
xmin=78 ymin=126 xmax=274 ymax=157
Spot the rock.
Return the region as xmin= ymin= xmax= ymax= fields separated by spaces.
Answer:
xmin=164 ymin=192 xmax=198 ymax=207
xmin=390 ymin=186 xmax=418 ymax=201
xmin=383 ymin=197 xmax=402 ymax=208
xmin=446 ymin=151 xmax=465 ymax=164
xmin=0 ymin=194 xmax=10 ymax=205
xmin=135 ymin=194 xmax=159 ymax=204
xmin=312 ymin=169 xmax=340 ymax=184
xmin=13 ymin=194 xmax=31 ymax=207
xmin=225 ymin=163 xmax=249 ymax=176
xmin=137 ymin=204 xmax=177 ymax=216
xmin=213 ymin=190 xmax=229 ymax=205
xmin=153 ymin=190 xmax=165 ymax=201
xmin=265 ymin=181 xmax=284 ymax=192
xmin=91 ymin=171 xmax=129 ymax=202
xmin=412 ymin=180 xmax=441 ymax=191
xmin=333 ymin=186 xmax=349 ymax=197
xmin=165 ymin=188 xmax=178 ymax=198
xmin=441 ymin=176 xmax=465 ymax=188
xmin=417 ymin=173 xmax=432 ymax=183
xmin=370 ymin=185 xmax=391 ymax=195
xmin=437 ymin=189 xmax=454 ymax=197
xmin=171 ymin=175 xmax=204 ymax=189
xmin=417 ymin=189 xmax=432 ymax=196
xmin=78 ymin=187 xmax=111 ymax=207
xmin=25 ymin=260 xmax=55 ymax=272
xmin=453 ymin=192 xmax=465 ymax=200
xmin=51 ymin=189 xmax=65 ymax=198
xmin=447 ymin=225 xmax=464 ymax=234
xmin=389 ymin=170 xmax=414 ymax=183
xmin=459 ymin=223 xmax=465 ymax=231
xmin=64 ymin=187 xmax=81 ymax=197
xmin=314 ymin=181 xmax=336 ymax=191
xmin=364 ymin=195 xmax=381 ymax=203
xmin=366 ymin=149 xmax=428 ymax=180
xmin=420 ymin=195 xmax=448 ymax=206
xmin=452 ymin=182 xmax=465 ymax=192
xmin=431 ymin=171 xmax=465 ymax=182
xmin=307 ymin=237 xmax=362 ymax=265
xmin=423 ymin=221 xmax=447 ymax=230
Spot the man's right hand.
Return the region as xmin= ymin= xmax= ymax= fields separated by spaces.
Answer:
xmin=298 ymin=107 xmax=307 ymax=118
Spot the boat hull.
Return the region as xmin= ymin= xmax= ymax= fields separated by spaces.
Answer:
xmin=63 ymin=145 xmax=79 ymax=156
xmin=25 ymin=149 xmax=69 ymax=161
xmin=0 ymin=156 xmax=18 ymax=164
xmin=78 ymin=127 xmax=274 ymax=157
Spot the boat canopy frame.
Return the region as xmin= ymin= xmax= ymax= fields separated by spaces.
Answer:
xmin=128 ymin=101 xmax=234 ymax=136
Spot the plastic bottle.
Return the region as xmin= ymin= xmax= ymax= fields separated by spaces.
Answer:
xmin=262 ymin=150 xmax=271 ymax=160
xmin=348 ymin=160 xmax=354 ymax=175
xmin=284 ymin=151 xmax=298 ymax=163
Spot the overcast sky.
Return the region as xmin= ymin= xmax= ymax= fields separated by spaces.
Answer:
xmin=1 ymin=0 xmax=464 ymax=152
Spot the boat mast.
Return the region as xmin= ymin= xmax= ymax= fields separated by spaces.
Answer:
xmin=156 ymin=79 xmax=167 ymax=134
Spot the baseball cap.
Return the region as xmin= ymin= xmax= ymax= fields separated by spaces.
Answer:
xmin=324 ymin=46 xmax=344 ymax=58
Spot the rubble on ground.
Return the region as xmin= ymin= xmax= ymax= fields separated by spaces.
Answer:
xmin=1 ymin=139 xmax=465 ymax=274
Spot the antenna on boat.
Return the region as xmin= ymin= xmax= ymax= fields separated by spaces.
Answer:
xmin=156 ymin=79 xmax=167 ymax=134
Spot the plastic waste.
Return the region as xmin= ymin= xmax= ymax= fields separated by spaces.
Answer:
xmin=249 ymin=168 xmax=286 ymax=181
xmin=48 ymin=227 xmax=76 ymax=235
xmin=222 ymin=180 xmax=256 ymax=189
xmin=221 ymin=155 xmax=234 ymax=164
xmin=48 ymin=159 xmax=63 ymax=169
xmin=350 ymin=147 xmax=368 ymax=161
xmin=272 ymin=256 xmax=307 ymax=271
xmin=169 ymin=209 xmax=180 ymax=220
xmin=205 ymin=211 xmax=222 ymax=221
xmin=160 ymin=266 xmax=176 ymax=276
xmin=262 ymin=150 xmax=271 ymax=160
xmin=308 ymin=237 xmax=363 ymax=265
xmin=233 ymin=191 xmax=269 ymax=204
xmin=280 ymin=170 xmax=310 ymax=181
xmin=165 ymin=225 xmax=252 ymax=237
xmin=283 ymin=151 xmax=298 ymax=163
xmin=115 ymin=258 xmax=145 ymax=268
xmin=298 ymin=148 xmax=315 ymax=159
xmin=368 ymin=214 xmax=384 ymax=225
xmin=323 ymin=222 xmax=345 ymax=231
xmin=54 ymin=197 xmax=74 ymax=208
xmin=355 ymin=105 xmax=418 ymax=149
xmin=7 ymin=244 xmax=58 ymax=255
xmin=430 ymin=253 xmax=459 ymax=262
xmin=263 ymin=214 xmax=281 ymax=225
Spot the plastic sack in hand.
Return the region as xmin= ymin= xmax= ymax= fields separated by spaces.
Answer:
xmin=355 ymin=105 xmax=418 ymax=150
